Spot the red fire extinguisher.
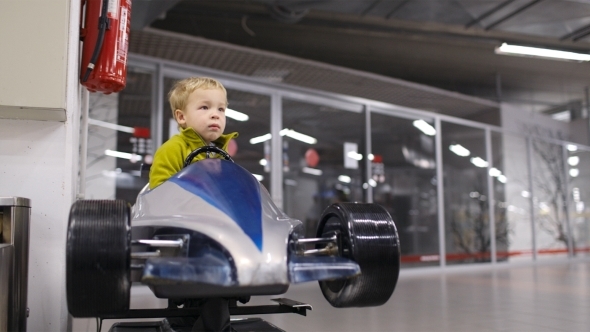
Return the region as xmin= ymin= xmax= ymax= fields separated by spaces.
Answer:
xmin=80 ymin=0 xmax=132 ymax=94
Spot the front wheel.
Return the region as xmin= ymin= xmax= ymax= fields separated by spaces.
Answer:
xmin=317 ymin=202 xmax=400 ymax=307
xmin=66 ymin=200 xmax=132 ymax=317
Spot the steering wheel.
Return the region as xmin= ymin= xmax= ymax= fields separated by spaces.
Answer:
xmin=183 ymin=146 xmax=234 ymax=168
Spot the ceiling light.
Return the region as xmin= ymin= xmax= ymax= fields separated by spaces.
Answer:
xmin=449 ymin=144 xmax=470 ymax=157
xmin=226 ymin=108 xmax=249 ymax=121
xmin=412 ymin=119 xmax=436 ymax=136
xmin=470 ymin=157 xmax=488 ymax=168
xmin=259 ymin=158 xmax=268 ymax=166
xmin=495 ymin=43 xmax=590 ymax=62
xmin=568 ymin=156 xmax=580 ymax=166
xmin=567 ymin=144 xmax=578 ymax=152
xmin=252 ymin=174 xmax=264 ymax=181
xmin=338 ymin=175 xmax=351 ymax=183
xmin=302 ymin=167 xmax=322 ymax=176
xmin=570 ymin=168 xmax=579 ymax=177
xmin=368 ymin=154 xmax=374 ymax=161
xmin=498 ymin=175 xmax=507 ymax=183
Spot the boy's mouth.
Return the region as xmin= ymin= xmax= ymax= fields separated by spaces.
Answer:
xmin=208 ymin=124 xmax=220 ymax=130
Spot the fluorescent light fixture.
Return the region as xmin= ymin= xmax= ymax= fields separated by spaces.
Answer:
xmin=259 ymin=158 xmax=268 ymax=166
xmin=225 ymin=108 xmax=249 ymax=121
xmin=449 ymin=144 xmax=470 ymax=157
xmin=412 ymin=119 xmax=436 ymax=136
xmin=252 ymin=174 xmax=264 ymax=181
xmin=105 ymin=149 xmax=141 ymax=162
xmin=249 ymin=129 xmax=317 ymax=144
xmin=568 ymin=156 xmax=580 ymax=166
xmin=495 ymin=43 xmax=590 ymax=62
xmin=569 ymin=168 xmax=580 ymax=177
xmin=498 ymin=175 xmax=507 ymax=183
xmin=250 ymin=133 xmax=272 ymax=144
xmin=368 ymin=154 xmax=374 ymax=161
xmin=302 ymin=167 xmax=322 ymax=176
xmin=368 ymin=179 xmax=377 ymax=187
xmin=567 ymin=144 xmax=578 ymax=152
xmin=338 ymin=175 xmax=351 ymax=183
xmin=470 ymin=157 xmax=488 ymax=168
xmin=489 ymin=167 xmax=502 ymax=177
xmin=89 ymin=118 xmax=134 ymax=133
xmin=521 ymin=191 xmax=530 ymax=198
xmin=347 ymin=151 xmax=363 ymax=161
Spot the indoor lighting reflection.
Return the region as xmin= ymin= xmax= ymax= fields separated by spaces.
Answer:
xmin=249 ymin=129 xmax=317 ymax=144
xmin=412 ymin=119 xmax=436 ymax=136
xmin=338 ymin=175 xmax=351 ymax=183
xmin=105 ymin=149 xmax=141 ymax=162
xmin=568 ymin=156 xmax=580 ymax=166
xmin=302 ymin=167 xmax=322 ymax=176
xmin=470 ymin=157 xmax=488 ymax=168
xmin=225 ymin=108 xmax=249 ymax=121
xmin=449 ymin=144 xmax=470 ymax=157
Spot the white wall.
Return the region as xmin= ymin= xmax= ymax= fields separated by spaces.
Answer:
xmin=0 ymin=0 xmax=80 ymax=331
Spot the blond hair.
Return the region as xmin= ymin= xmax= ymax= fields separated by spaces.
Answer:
xmin=168 ymin=77 xmax=227 ymax=119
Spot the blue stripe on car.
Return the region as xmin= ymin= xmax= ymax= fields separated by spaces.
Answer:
xmin=168 ymin=159 xmax=263 ymax=251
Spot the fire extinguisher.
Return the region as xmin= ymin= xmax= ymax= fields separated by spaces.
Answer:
xmin=80 ymin=0 xmax=132 ymax=94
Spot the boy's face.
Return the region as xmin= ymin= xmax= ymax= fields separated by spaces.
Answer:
xmin=175 ymin=88 xmax=227 ymax=144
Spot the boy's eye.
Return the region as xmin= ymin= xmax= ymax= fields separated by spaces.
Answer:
xmin=219 ymin=108 xmax=225 ymax=112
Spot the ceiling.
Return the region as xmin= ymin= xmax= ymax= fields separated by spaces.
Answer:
xmin=131 ymin=0 xmax=590 ymax=120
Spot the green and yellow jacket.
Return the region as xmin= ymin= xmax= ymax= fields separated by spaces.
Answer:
xmin=149 ymin=127 xmax=238 ymax=189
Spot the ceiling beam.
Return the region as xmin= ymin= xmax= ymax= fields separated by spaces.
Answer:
xmin=484 ymin=0 xmax=543 ymax=31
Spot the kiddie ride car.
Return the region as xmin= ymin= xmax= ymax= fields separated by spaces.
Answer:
xmin=66 ymin=146 xmax=401 ymax=332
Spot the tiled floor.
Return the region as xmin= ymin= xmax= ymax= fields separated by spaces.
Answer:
xmin=73 ymin=258 xmax=590 ymax=332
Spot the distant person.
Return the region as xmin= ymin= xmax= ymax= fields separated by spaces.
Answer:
xmin=149 ymin=76 xmax=238 ymax=189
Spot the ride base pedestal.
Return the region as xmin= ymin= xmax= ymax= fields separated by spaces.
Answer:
xmin=105 ymin=298 xmax=311 ymax=332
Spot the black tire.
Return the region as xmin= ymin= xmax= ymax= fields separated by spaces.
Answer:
xmin=317 ymin=202 xmax=400 ymax=307
xmin=66 ymin=200 xmax=132 ymax=317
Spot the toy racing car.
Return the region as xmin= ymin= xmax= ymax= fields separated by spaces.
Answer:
xmin=66 ymin=146 xmax=400 ymax=329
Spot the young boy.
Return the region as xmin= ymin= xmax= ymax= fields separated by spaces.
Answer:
xmin=149 ymin=77 xmax=238 ymax=189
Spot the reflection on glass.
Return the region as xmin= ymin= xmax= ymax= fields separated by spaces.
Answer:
xmin=372 ymin=113 xmax=439 ymax=267
xmin=442 ymin=122 xmax=489 ymax=264
xmin=530 ymin=139 xmax=569 ymax=259
xmin=109 ymin=69 xmax=152 ymax=202
xmin=282 ymin=99 xmax=364 ymax=238
xmin=493 ymin=132 xmax=532 ymax=262
xmin=568 ymin=149 xmax=590 ymax=257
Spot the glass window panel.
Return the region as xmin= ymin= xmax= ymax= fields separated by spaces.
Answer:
xmin=493 ymin=132 xmax=533 ymax=263
xmin=567 ymin=149 xmax=590 ymax=257
xmin=371 ymin=112 xmax=439 ymax=267
xmin=282 ymin=99 xmax=365 ymax=237
xmin=442 ymin=122 xmax=489 ymax=265
xmin=530 ymin=138 xmax=568 ymax=259
xmin=84 ymin=67 xmax=153 ymax=202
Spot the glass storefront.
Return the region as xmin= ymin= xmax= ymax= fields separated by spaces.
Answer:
xmin=282 ymin=99 xmax=365 ymax=237
xmin=82 ymin=56 xmax=590 ymax=269
xmin=441 ymin=122 xmax=489 ymax=265
xmin=371 ymin=111 xmax=439 ymax=267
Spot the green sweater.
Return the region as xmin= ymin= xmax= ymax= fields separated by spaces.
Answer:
xmin=149 ymin=127 xmax=238 ymax=189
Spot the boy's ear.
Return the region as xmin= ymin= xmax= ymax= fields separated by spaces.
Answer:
xmin=174 ymin=109 xmax=186 ymax=125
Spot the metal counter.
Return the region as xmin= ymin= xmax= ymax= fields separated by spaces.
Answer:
xmin=1 ymin=196 xmax=31 ymax=332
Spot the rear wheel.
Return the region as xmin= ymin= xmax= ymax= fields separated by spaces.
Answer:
xmin=66 ymin=200 xmax=131 ymax=317
xmin=317 ymin=202 xmax=400 ymax=307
